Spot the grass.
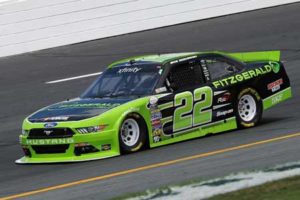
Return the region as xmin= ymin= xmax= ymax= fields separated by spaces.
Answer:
xmin=209 ymin=175 xmax=300 ymax=200
xmin=113 ymin=175 xmax=300 ymax=200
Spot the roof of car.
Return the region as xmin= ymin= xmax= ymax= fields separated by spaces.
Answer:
xmin=108 ymin=52 xmax=201 ymax=68
xmin=108 ymin=51 xmax=281 ymax=68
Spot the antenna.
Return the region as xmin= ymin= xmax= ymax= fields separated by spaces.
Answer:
xmin=129 ymin=59 xmax=135 ymax=65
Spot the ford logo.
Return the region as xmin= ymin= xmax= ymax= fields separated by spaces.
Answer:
xmin=44 ymin=122 xmax=57 ymax=128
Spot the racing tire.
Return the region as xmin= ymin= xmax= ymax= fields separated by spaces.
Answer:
xmin=235 ymin=88 xmax=263 ymax=128
xmin=119 ymin=114 xmax=147 ymax=154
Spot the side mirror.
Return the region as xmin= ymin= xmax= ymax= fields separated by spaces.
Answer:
xmin=226 ymin=65 xmax=235 ymax=73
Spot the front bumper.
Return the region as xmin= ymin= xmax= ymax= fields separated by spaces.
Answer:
xmin=16 ymin=129 xmax=120 ymax=164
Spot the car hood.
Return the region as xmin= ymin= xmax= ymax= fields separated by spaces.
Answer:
xmin=28 ymin=98 xmax=132 ymax=122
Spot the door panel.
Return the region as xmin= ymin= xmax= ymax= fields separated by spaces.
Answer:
xmin=173 ymin=91 xmax=193 ymax=132
xmin=158 ymin=86 xmax=214 ymax=136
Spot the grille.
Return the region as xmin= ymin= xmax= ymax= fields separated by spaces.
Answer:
xmin=32 ymin=145 xmax=69 ymax=154
xmin=28 ymin=128 xmax=74 ymax=139
xmin=74 ymin=145 xmax=99 ymax=156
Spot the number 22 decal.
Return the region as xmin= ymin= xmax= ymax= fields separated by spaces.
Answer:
xmin=173 ymin=86 xmax=213 ymax=132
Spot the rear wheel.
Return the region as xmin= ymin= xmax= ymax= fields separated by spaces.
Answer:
xmin=236 ymin=88 xmax=262 ymax=128
xmin=119 ymin=115 xmax=147 ymax=153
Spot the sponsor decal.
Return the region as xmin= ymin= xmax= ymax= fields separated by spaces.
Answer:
xmin=152 ymin=120 xmax=162 ymax=143
xmin=268 ymin=61 xmax=280 ymax=73
xmin=153 ymin=135 xmax=161 ymax=143
xmin=149 ymin=96 xmax=158 ymax=105
xmin=43 ymin=116 xmax=69 ymax=121
xmin=148 ymin=96 xmax=160 ymax=111
xmin=178 ymin=56 xmax=197 ymax=62
xmin=216 ymin=109 xmax=234 ymax=117
xmin=213 ymin=103 xmax=231 ymax=110
xmin=170 ymin=56 xmax=197 ymax=64
xmin=149 ymin=96 xmax=164 ymax=141
xmin=26 ymin=138 xmax=74 ymax=145
xmin=44 ymin=122 xmax=58 ymax=128
xmin=241 ymin=121 xmax=255 ymax=127
xmin=151 ymin=119 xmax=161 ymax=126
xmin=151 ymin=110 xmax=162 ymax=121
xmin=152 ymin=123 xmax=163 ymax=131
xmin=217 ymin=92 xmax=231 ymax=103
xmin=200 ymin=60 xmax=210 ymax=81
xmin=271 ymin=93 xmax=283 ymax=105
xmin=213 ymin=65 xmax=273 ymax=88
xmin=57 ymin=103 xmax=121 ymax=109
xmin=155 ymin=87 xmax=167 ymax=94
xmin=153 ymin=129 xmax=163 ymax=136
xmin=238 ymin=88 xmax=261 ymax=101
xmin=101 ymin=144 xmax=111 ymax=151
xmin=267 ymin=78 xmax=283 ymax=92
xmin=214 ymin=90 xmax=227 ymax=96
xmin=117 ymin=67 xmax=141 ymax=73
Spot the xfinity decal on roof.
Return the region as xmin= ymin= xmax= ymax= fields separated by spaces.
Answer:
xmin=117 ymin=67 xmax=142 ymax=73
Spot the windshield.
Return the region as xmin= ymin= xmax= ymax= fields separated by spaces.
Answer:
xmin=81 ymin=63 xmax=163 ymax=98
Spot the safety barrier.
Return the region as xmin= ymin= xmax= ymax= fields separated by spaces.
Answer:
xmin=0 ymin=0 xmax=299 ymax=57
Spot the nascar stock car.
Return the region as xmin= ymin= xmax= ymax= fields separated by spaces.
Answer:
xmin=16 ymin=51 xmax=292 ymax=163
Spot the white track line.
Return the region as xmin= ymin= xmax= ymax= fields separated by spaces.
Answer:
xmin=45 ymin=72 xmax=102 ymax=84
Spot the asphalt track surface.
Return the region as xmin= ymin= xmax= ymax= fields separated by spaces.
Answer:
xmin=1 ymin=3 xmax=300 ymax=200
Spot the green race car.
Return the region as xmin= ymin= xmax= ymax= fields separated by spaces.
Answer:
xmin=16 ymin=51 xmax=292 ymax=164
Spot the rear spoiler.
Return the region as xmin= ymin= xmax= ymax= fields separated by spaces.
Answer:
xmin=224 ymin=51 xmax=280 ymax=63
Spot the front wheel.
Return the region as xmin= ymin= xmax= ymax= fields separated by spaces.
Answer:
xmin=236 ymin=88 xmax=262 ymax=128
xmin=119 ymin=115 xmax=147 ymax=153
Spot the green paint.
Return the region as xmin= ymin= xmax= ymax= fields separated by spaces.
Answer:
xmin=19 ymin=97 xmax=152 ymax=163
xmin=193 ymin=86 xmax=213 ymax=126
xmin=151 ymin=117 xmax=237 ymax=148
xmin=227 ymin=51 xmax=280 ymax=62
xmin=173 ymin=91 xmax=193 ymax=132
xmin=263 ymin=87 xmax=292 ymax=110
xmin=158 ymin=101 xmax=173 ymax=110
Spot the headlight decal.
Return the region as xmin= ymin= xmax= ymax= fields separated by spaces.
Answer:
xmin=76 ymin=125 xmax=107 ymax=134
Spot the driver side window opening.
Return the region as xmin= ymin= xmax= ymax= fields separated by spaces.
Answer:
xmin=166 ymin=59 xmax=203 ymax=92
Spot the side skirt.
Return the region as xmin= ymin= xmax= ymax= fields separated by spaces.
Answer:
xmin=150 ymin=117 xmax=237 ymax=148
xmin=263 ymin=87 xmax=292 ymax=110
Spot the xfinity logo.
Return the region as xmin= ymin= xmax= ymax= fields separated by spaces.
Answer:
xmin=117 ymin=67 xmax=141 ymax=73
xmin=44 ymin=122 xmax=57 ymax=128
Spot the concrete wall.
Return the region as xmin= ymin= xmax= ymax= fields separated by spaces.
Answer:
xmin=0 ymin=0 xmax=299 ymax=57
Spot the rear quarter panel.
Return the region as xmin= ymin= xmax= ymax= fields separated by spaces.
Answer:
xmin=212 ymin=61 xmax=291 ymax=110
